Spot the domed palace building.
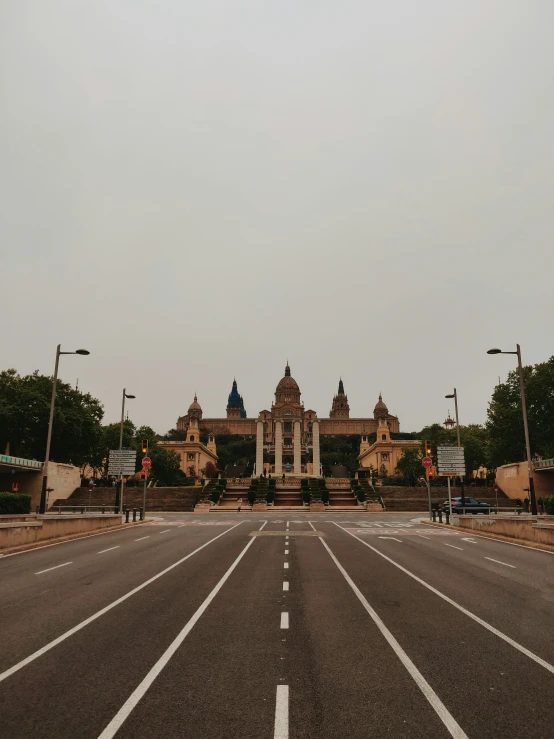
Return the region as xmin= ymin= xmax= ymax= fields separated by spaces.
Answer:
xmin=175 ymin=363 xmax=402 ymax=476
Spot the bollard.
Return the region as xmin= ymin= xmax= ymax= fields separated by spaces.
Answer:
xmin=432 ymin=510 xmax=436 ymax=522
xmin=36 ymin=505 xmax=39 ymax=514
xmin=438 ymin=510 xmax=443 ymax=523
xmin=81 ymin=506 xmax=85 ymax=514
xmin=125 ymin=509 xmax=130 ymax=523
xmin=133 ymin=509 xmax=137 ymax=522
xmin=445 ymin=510 xmax=450 ymax=525
xmin=140 ymin=508 xmax=144 ymax=521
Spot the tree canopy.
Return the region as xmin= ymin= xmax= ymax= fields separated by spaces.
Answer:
xmin=486 ymin=356 xmax=554 ymax=467
xmin=0 ymin=369 xmax=104 ymax=466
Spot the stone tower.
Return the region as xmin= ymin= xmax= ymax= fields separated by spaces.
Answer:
xmin=226 ymin=379 xmax=247 ymax=419
xmin=330 ymin=378 xmax=350 ymax=418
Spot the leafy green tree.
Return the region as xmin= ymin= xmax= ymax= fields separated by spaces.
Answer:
xmin=395 ymin=448 xmax=424 ymax=486
xmin=486 ymin=357 xmax=554 ymax=468
xmin=0 ymin=369 xmax=103 ymax=466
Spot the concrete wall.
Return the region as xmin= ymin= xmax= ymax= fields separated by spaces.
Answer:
xmin=496 ymin=462 xmax=554 ymax=499
xmin=457 ymin=515 xmax=554 ymax=547
xmin=0 ymin=514 xmax=122 ymax=551
xmin=5 ymin=461 xmax=81 ymax=511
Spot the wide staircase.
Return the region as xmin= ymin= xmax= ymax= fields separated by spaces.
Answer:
xmin=52 ymin=486 xmax=199 ymax=512
xmin=274 ymin=479 xmax=303 ymax=508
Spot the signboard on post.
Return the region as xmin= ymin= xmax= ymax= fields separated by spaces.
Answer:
xmin=437 ymin=446 xmax=465 ymax=476
xmin=108 ymin=449 xmax=137 ymax=476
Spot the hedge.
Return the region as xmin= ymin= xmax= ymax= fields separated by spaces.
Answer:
xmin=0 ymin=492 xmax=32 ymax=515
xmin=543 ymin=497 xmax=554 ymax=515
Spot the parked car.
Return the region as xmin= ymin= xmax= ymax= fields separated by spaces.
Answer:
xmin=442 ymin=497 xmax=490 ymax=514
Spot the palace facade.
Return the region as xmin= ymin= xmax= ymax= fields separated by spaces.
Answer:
xmin=176 ymin=363 xmax=403 ymax=475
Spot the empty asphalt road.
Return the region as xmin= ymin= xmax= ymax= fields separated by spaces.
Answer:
xmin=0 ymin=512 xmax=553 ymax=738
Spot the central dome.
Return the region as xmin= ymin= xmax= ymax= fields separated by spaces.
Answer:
xmin=276 ymin=362 xmax=299 ymax=393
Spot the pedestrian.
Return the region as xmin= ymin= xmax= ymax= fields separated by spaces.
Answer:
xmin=237 ymin=497 xmax=242 ymax=513
xmin=524 ymin=497 xmax=530 ymax=513
xmin=538 ymin=497 xmax=544 ymax=515
xmin=263 ymin=467 xmax=267 ymax=478
xmin=282 ymin=472 xmax=285 ymax=483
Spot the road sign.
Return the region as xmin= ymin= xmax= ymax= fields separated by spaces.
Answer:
xmin=422 ymin=456 xmax=432 ymax=468
xmin=437 ymin=445 xmax=465 ymax=475
xmin=142 ymin=457 xmax=152 ymax=469
xmin=108 ymin=449 xmax=137 ymax=475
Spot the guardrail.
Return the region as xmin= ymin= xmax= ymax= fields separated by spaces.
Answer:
xmin=43 ymin=505 xmax=145 ymax=520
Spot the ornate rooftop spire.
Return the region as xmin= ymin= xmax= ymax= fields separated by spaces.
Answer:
xmin=338 ymin=377 xmax=345 ymax=395
xmin=285 ymin=361 xmax=291 ymax=377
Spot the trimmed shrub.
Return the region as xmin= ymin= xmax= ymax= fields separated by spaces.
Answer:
xmin=543 ymin=497 xmax=554 ymax=515
xmin=0 ymin=492 xmax=32 ymax=515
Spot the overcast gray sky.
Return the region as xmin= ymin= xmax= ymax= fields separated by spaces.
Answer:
xmin=2 ymin=1 xmax=553 ymax=434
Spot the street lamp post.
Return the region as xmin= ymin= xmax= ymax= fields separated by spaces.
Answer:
xmin=39 ymin=345 xmax=90 ymax=514
xmin=445 ymin=388 xmax=465 ymax=511
xmin=115 ymin=388 xmax=136 ymax=514
xmin=487 ymin=344 xmax=537 ymax=515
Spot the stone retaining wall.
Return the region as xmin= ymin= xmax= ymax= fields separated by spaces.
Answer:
xmin=0 ymin=514 xmax=123 ymax=551
xmin=457 ymin=515 xmax=554 ymax=547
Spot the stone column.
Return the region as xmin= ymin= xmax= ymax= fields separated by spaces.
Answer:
xmin=312 ymin=419 xmax=320 ymax=477
xmin=293 ymin=421 xmax=301 ymax=474
xmin=274 ymin=420 xmax=283 ymax=474
xmin=256 ymin=420 xmax=264 ymax=476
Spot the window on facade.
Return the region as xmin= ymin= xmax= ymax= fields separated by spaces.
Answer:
xmin=188 ymin=453 xmax=195 ymax=460
xmin=382 ymin=434 xmax=387 ymax=441
xmin=284 ymin=422 xmax=292 ymax=433
xmin=190 ymin=435 xmax=195 ymax=442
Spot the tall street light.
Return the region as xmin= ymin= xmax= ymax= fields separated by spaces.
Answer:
xmin=115 ymin=388 xmax=136 ymax=513
xmin=39 ymin=345 xmax=90 ymax=514
xmin=445 ymin=388 xmax=465 ymax=510
xmin=487 ymin=345 xmax=537 ymax=515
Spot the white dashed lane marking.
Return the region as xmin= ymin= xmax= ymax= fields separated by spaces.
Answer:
xmin=280 ymin=612 xmax=289 ymax=629
xmin=484 ymin=557 xmax=516 ymax=569
xmin=35 ymin=562 xmax=72 ymax=575
xmin=274 ymin=685 xmax=289 ymax=739
xmin=98 ymin=547 xmax=120 ymax=554
xmin=284 ymin=563 xmax=289 ymax=569
xmin=283 ymin=582 xmax=289 ymax=591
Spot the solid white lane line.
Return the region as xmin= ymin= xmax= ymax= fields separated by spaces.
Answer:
xmin=320 ymin=538 xmax=468 ymax=739
xmin=484 ymin=557 xmax=516 ymax=569
xmin=274 ymin=684 xmax=289 ymax=739
xmin=159 ymin=530 xmax=170 ymax=534
xmin=285 ymin=549 xmax=289 ymax=555
xmin=280 ymin=612 xmax=289 ymax=629
xmin=35 ymin=562 xmax=72 ymax=575
xmin=283 ymin=582 xmax=289 ymax=591
xmin=284 ymin=562 xmax=289 ymax=569
xmin=444 ymin=544 xmax=464 ymax=551
xmin=416 ymin=535 xmax=431 ymax=540
xmin=333 ymin=523 xmax=554 ymax=676
xmin=97 ymin=522 xmax=266 ymax=739
xmin=98 ymin=546 xmax=120 ymax=554
xmin=0 ymin=522 xmax=244 ymax=684
xmin=308 ymin=521 xmax=316 ymax=531
xmin=134 ymin=537 xmax=150 ymax=542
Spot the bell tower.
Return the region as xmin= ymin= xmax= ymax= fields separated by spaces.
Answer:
xmin=330 ymin=378 xmax=350 ymax=418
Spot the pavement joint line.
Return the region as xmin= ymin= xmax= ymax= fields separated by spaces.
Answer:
xmin=0 ymin=521 xmax=245 ymax=685
xmin=96 ymin=521 xmax=268 ymax=739
xmin=34 ymin=562 xmax=72 ymax=575
xmin=444 ymin=543 xmax=464 ymax=551
xmin=283 ymin=582 xmax=289 ymax=591
xmin=319 ymin=537 xmax=468 ymax=739
xmin=97 ymin=546 xmax=120 ymax=554
xmin=134 ymin=537 xmax=150 ymax=541
xmin=484 ymin=557 xmax=516 ymax=569
xmin=274 ymin=684 xmax=289 ymax=739
xmin=331 ymin=522 xmax=554 ymax=677
xmin=280 ymin=612 xmax=289 ymax=629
